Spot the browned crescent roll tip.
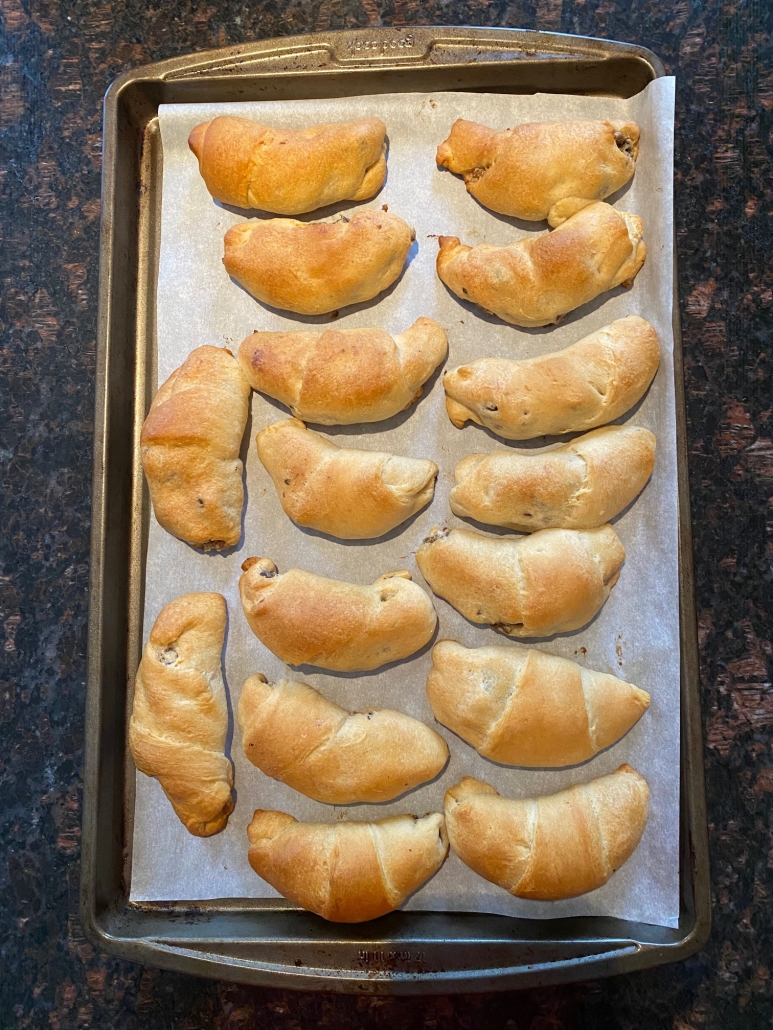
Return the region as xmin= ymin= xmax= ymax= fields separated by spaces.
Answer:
xmin=444 ymin=766 xmax=649 ymax=900
xmin=224 ymin=209 xmax=415 ymax=316
xmin=238 ymin=674 xmax=448 ymax=803
xmin=443 ymin=315 xmax=660 ymax=441
xmin=129 ymin=593 xmax=234 ymax=837
xmin=416 ymin=525 xmax=624 ymax=638
xmin=428 ymin=640 xmax=650 ymax=767
xmin=436 ymin=118 xmax=639 ymax=225
xmin=140 ymin=345 xmax=251 ymax=550
xmin=189 ymin=115 xmax=387 ymax=214
xmin=257 ymin=418 xmax=438 ymax=539
xmin=436 ymin=202 xmax=646 ymax=327
xmin=238 ymin=317 xmax=447 ymax=426
xmin=247 ymin=810 xmax=448 ymax=922
xmin=450 ymin=425 xmax=657 ymax=531
xmin=239 ymin=558 xmax=437 ymax=672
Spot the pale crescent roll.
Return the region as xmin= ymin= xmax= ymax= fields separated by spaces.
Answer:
xmin=238 ymin=675 xmax=448 ymax=803
xmin=450 ymin=426 xmax=657 ymax=532
xmin=443 ymin=316 xmax=660 ymax=441
xmin=436 ymin=119 xmax=639 ymax=226
xmin=239 ymin=558 xmax=437 ymax=672
xmin=129 ymin=593 xmax=234 ymax=837
xmin=416 ymin=525 xmax=624 ymax=638
xmin=436 ymin=202 xmax=645 ymax=327
xmin=238 ymin=317 xmax=448 ymax=426
xmin=444 ymin=767 xmax=649 ymax=900
xmin=224 ymin=209 xmax=414 ymax=315
xmin=189 ymin=115 xmax=386 ymax=214
xmin=257 ymin=418 xmax=437 ymax=539
xmin=247 ymin=810 xmax=449 ymax=922
xmin=140 ymin=346 xmax=251 ymax=550
xmin=427 ymin=640 xmax=650 ymax=767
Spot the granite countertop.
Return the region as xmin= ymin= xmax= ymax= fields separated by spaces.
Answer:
xmin=1 ymin=0 xmax=771 ymax=1026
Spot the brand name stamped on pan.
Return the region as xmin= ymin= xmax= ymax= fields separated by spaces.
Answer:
xmin=357 ymin=949 xmax=426 ymax=964
xmin=346 ymin=35 xmax=415 ymax=53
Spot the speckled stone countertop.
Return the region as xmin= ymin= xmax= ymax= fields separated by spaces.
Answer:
xmin=1 ymin=0 xmax=772 ymax=1026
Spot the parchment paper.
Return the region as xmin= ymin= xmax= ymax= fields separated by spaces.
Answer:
xmin=131 ymin=79 xmax=680 ymax=928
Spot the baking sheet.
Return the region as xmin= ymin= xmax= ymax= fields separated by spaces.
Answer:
xmin=131 ymin=79 xmax=679 ymax=928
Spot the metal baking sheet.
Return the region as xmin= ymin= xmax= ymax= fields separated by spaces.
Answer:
xmin=83 ymin=26 xmax=710 ymax=993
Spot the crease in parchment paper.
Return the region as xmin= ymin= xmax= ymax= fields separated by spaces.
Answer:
xmin=131 ymin=79 xmax=679 ymax=928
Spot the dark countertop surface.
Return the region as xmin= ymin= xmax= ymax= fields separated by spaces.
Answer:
xmin=1 ymin=0 xmax=772 ymax=1027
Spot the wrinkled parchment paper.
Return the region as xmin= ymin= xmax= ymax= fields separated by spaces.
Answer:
xmin=131 ymin=79 xmax=679 ymax=927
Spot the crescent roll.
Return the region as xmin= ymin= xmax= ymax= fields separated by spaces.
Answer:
xmin=239 ymin=558 xmax=437 ymax=672
xmin=450 ymin=425 xmax=657 ymax=532
xmin=140 ymin=346 xmax=251 ymax=550
xmin=257 ymin=418 xmax=437 ymax=539
xmin=239 ymin=674 xmax=448 ymax=803
xmin=416 ymin=525 xmax=624 ymax=638
xmin=444 ymin=766 xmax=649 ymax=900
xmin=444 ymin=316 xmax=660 ymax=441
xmin=224 ymin=209 xmax=414 ymax=315
xmin=436 ymin=119 xmax=639 ymax=226
xmin=436 ymin=202 xmax=646 ymax=327
xmin=129 ymin=593 xmax=234 ymax=837
xmin=238 ymin=317 xmax=447 ymax=426
xmin=189 ymin=115 xmax=386 ymax=214
xmin=247 ymin=810 xmax=449 ymax=922
xmin=427 ymin=640 xmax=650 ymax=767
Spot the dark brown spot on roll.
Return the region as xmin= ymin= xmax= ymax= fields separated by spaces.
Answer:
xmin=158 ymin=646 xmax=178 ymax=666
xmin=614 ymin=130 xmax=635 ymax=157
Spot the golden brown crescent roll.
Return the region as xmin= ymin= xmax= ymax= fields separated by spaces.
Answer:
xmin=189 ymin=115 xmax=386 ymax=214
xmin=416 ymin=525 xmax=624 ymax=638
xmin=450 ymin=426 xmax=657 ymax=532
xmin=247 ymin=810 xmax=448 ymax=922
xmin=444 ymin=766 xmax=649 ymax=900
xmin=140 ymin=346 xmax=251 ymax=550
xmin=436 ymin=202 xmax=646 ymax=327
xmin=224 ymin=209 xmax=415 ymax=315
xmin=444 ymin=316 xmax=660 ymax=441
xmin=239 ymin=674 xmax=449 ymax=803
xmin=239 ymin=558 xmax=437 ymax=671
xmin=238 ymin=317 xmax=447 ymax=426
xmin=129 ymin=593 xmax=234 ymax=837
xmin=256 ymin=418 xmax=437 ymax=539
xmin=436 ymin=119 xmax=639 ymax=226
xmin=427 ymin=640 xmax=650 ymax=767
